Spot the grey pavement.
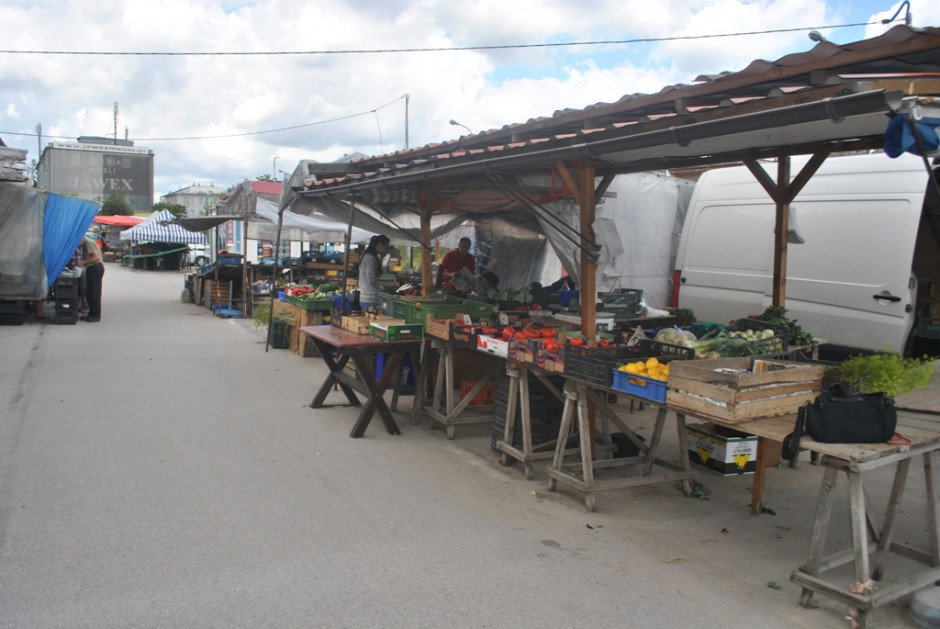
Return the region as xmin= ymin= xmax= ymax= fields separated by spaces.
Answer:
xmin=0 ymin=263 xmax=930 ymax=628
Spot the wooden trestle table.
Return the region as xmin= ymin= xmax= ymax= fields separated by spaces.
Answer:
xmin=300 ymin=325 xmax=422 ymax=438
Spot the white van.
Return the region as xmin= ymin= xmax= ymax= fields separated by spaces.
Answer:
xmin=672 ymin=152 xmax=940 ymax=358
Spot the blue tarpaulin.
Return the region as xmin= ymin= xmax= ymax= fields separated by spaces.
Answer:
xmin=42 ymin=193 xmax=100 ymax=286
xmin=0 ymin=181 xmax=99 ymax=299
xmin=884 ymin=114 xmax=940 ymax=158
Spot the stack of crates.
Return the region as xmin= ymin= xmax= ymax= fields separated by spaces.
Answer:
xmin=54 ymin=276 xmax=80 ymax=325
xmin=0 ymin=300 xmax=26 ymax=326
xmin=490 ymin=373 xmax=565 ymax=453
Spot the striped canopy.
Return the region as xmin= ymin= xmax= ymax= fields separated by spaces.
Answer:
xmin=119 ymin=209 xmax=207 ymax=244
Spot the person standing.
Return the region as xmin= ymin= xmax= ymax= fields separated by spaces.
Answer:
xmin=77 ymin=236 xmax=104 ymax=322
xmin=435 ymin=237 xmax=476 ymax=294
xmin=358 ymin=234 xmax=390 ymax=311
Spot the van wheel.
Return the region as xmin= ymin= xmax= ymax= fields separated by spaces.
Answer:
xmin=194 ymin=256 xmax=208 ymax=267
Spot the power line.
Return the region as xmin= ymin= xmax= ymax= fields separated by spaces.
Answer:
xmin=0 ymin=21 xmax=884 ymax=57
xmin=0 ymin=95 xmax=407 ymax=143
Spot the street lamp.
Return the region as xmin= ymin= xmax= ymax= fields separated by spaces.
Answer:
xmin=449 ymin=119 xmax=472 ymax=135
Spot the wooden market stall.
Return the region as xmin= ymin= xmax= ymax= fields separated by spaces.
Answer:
xmin=282 ymin=26 xmax=940 ymax=626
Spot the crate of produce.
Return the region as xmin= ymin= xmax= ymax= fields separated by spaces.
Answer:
xmin=611 ymin=370 xmax=668 ymax=403
xmin=599 ymin=288 xmax=643 ymax=318
xmin=370 ymin=320 xmax=423 ymax=342
xmin=565 ymin=338 xmax=692 ymax=388
xmin=727 ymin=318 xmax=789 ymax=354
xmin=476 ymin=334 xmax=509 ymax=358
xmin=450 ymin=323 xmax=481 ymax=349
xmin=285 ymin=295 xmax=334 ymax=310
xmin=666 ymin=356 xmax=824 ymax=424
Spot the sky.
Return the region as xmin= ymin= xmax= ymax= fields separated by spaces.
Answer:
xmin=1 ymin=0 xmax=937 ymax=204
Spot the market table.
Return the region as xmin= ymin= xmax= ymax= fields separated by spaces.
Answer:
xmin=300 ymin=325 xmax=422 ymax=438
xmin=546 ymin=381 xmax=697 ymax=512
xmin=705 ymin=412 xmax=940 ymax=628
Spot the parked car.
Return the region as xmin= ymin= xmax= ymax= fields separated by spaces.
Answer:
xmin=186 ymin=244 xmax=210 ymax=268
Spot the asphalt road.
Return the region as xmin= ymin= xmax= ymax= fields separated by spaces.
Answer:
xmin=0 ymin=263 xmax=926 ymax=628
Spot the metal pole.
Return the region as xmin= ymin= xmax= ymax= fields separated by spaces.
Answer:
xmin=404 ymin=94 xmax=410 ymax=150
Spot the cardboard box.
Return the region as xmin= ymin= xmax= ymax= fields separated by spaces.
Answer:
xmin=476 ymin=334 xmax=509 ymax=358
xmin=667 ymin=357 xmax=823 ymax=424
xmin=686 ymin=422 xmax=758 ymax=475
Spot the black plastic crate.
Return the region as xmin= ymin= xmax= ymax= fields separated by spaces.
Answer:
xmin=565 ymin=338 xmax=694 ymax=388
xmin=0 ymin=311 xmax=25 ymax=325
xmin=55 ymin=310 xmax=79 ymax=325
xmin=54 ymin=276 xmax=79 ymax=299
xmin=728 ymin=318 xmax=789 ymax=354
xmin=0 ymin=300 xmax=25 ymax=314
xmin=55 ymin=298 xmax=80 ymax=314
xmin=271 ymin=320 xmax=290 ymax=349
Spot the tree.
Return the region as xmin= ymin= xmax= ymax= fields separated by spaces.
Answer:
xmin=256 ymin=174 xmax=274 ymax=182
xmin=100 ymin=193 xmax=134 ymax=216
xmin=152 ymin=201 xmax=187 ymax=219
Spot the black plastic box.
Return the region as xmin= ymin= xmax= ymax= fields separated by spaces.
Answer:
xmin=54 ymin=276 xmax=79 ymax=299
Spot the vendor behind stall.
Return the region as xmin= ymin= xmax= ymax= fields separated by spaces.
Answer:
xmin=436 ymin=237 xmax=476 ymax=295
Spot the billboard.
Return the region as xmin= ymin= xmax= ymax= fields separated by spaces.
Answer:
xmin=38 ymin=141 xmax=154 ymax=212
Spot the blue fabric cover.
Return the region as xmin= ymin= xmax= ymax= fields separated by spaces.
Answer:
xmin=42 ymin=193 xmax=99 ymax=286
xmin=884 ymin=114 xmax=940 ymax=158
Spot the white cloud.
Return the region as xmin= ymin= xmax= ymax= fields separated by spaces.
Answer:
xmin=0 ymin=0 xmax=933 ymax=200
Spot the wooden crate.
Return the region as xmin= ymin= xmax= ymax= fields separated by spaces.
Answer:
xmin=425 ymin=315 xmax=451 ymax=340
xmin=666 ymin=357 xmax=823 ymax=424
xmin=341 ymin=314 xmax=373 ymax=335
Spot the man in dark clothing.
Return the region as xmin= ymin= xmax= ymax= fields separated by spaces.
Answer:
xmin=78 ymin=237 xmax=104 ymax=322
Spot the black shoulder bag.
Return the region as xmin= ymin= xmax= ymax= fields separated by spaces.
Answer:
xmin=781 ymin=387 xmax=897 ymax=461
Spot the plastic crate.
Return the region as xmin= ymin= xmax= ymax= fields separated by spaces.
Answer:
xmin=611 ymin=371 xmax=668 ymax=403
xmin=917 ymin=317 xmax=940 ymax=340
xmin=285 ymin=295 xmax=333 ymax=310
xmin=727 ymin=318 xmax=789 ymax=355
xmin=0 ymin=300 xmax=25 ymax=326
xmin=271 ymin=320 xmax=290 ymax=349
xmin=564 ymin=338 xmax=693 ymax=388
xmin=54 ymin=276 xmax=79 ymax=299
xmin=599 ymin=288 xmax=643 ymax=318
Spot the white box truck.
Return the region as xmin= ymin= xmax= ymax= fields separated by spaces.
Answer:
xmin=672 ymin=152 xmax=940 ymax=358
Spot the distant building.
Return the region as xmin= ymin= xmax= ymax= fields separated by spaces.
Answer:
xmin=161 ymin=183 xmax=225 ymax=218
xmin=36 ymin=136 xmax=154 ymax=212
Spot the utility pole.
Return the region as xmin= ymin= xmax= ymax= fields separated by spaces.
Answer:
xmin=272 ymin=154 xmax=279 ymax=179
xmin=113 ymin=102 xmax=119 ymax=145
xmin=404 ymin=93 xmax=410 ymax=150
xmin=35 ymin=123 xmax=41 ymax=157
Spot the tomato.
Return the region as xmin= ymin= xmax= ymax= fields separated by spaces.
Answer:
xmin=539 ymin=328 xmax=557 ymax=339
xmin=569 ymin=336 xmax=584 ymax=347
xmin=529 ymin=304 xmax=542 ymax=311
xmin=545 ymin=341 xmax=559 ymax=353
xmin=598 ymin=339 xmax=611 ymax=348
xmin=514 ymin=332 xmax=529 ymax=341
xmin=502 ymin=326 xmax=515 ymax=341
xmin=525 ymin=328 xmax=541 ymax=339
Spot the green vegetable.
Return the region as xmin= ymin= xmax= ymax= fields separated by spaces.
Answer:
xmin=755 ymin=306 xmax=815 ymax=346
xmin=827 ymin=353 xmax=936 ymax=397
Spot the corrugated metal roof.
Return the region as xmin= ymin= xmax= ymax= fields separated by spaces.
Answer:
xmin=298 ymin=25 xmax=940 ymax=205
